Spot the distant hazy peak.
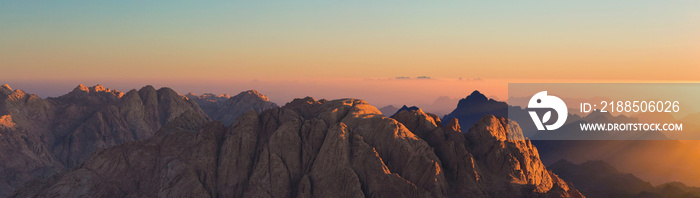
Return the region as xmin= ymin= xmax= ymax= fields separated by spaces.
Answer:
xmin=1 ymin=84 xmax=12 ymax=91
xmin=464 ymin=90 xmax=488 ymax=102
xmin=550 ymin=159 xmax=619 ymax=175
xmin=68 ymin=84 xmax=124 ymax=98
xmin=186 ymin=92 xmax=231 ymax=99
xmin=234 ymin=90 xmax=270 ymax=101
xmin=0 ymin=84 xmax=13 ymax=95
xmin=73 ymin=84 xmax=105 ymax=92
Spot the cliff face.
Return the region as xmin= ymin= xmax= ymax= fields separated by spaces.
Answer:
xmin=49 ymin=85 xmax=209 ymax=167
xmin=0 ymin=84 xmax=209 ymax=196
xmin=392 ymin=108 xmax=583 ymax=197
xmin=13 ymin=97 xmax=583 ymax=198
xmin=186 ymin=90 xmax=278 ymax=126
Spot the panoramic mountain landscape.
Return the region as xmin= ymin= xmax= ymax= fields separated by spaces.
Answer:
xmin=186 ymin=90 xmax=278 ymax=126
xmin=3 ymin=83 xmax=700 ymax=197
xmin=1 ymin=84 xmax=587 ymax=197
xmin=10 ymin=92 xmax=580 ymax=197
xmin=2 ymin=1 xmax=697 ymax=197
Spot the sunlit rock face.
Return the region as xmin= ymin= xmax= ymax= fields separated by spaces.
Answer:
xmin=186 ymin=90 xmax=278 ymax=126
xmin=0 ymin=84 xmax=208 ymax=197
xmin=393 ymin=109 xmax=583 ymax=198
xmin=14 ymin=98 xmax=583 ymax=198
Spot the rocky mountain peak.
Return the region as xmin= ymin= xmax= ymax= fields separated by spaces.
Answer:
xmin=391 ymin=106 xmax=441 ymax=135
xmin=0 ymin=84 xmax=12 ymax=95
xmin=443 ymin=90 xmax=508 ymax=131
xmin=237 ymin=90 xmax=269 ymax=101
xmin=455 ymin=90 xmax=492 ymax=110
xmin=74 ymin=84 xmax=89 ymax=92
xmin=0 ymin=115 xmax=16 ymax=129
xmin=390 ymin=107 xmax=582 ymax=197
xmin=3 ymin=88 xmax=28 ymax=102
xmin=0 ymin=84 xmax=29 ymax=101
xmin=286 ymin=96 xmax=321 ymax=107
xmin=61 ymin=84 xmax=124 ymax=102
xmin=155 ymin=87 xmax=181 ymax=98
xmin=140 ymin=85 xmax=157 ymax=93
xmin=465 ymin=90 xmax=488 ymax=102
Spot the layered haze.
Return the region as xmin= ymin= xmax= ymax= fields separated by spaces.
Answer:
xmin=2 ymin=1 xmax=698 ymax=85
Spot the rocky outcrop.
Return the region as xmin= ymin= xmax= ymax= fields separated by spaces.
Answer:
xmin=0 ymin=84 xmax=209 ymax=196
xmin=393 ymin=108 xmax=584 ymax=197
xmin=187 ymin=90 xmax=278 ymax=126
xmin=0 ymin=84 xmax=64 ymax=198
xmin=13 ymin=97 xmax=584 ymax=198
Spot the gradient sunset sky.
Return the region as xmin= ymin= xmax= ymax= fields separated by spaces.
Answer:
xmin=1 ymin=1 xmax=698 ymax=106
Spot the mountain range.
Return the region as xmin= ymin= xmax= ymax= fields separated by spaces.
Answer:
xmin=0 ymin=84 xmax=586 ymax=197
xmin=0 ymin=84 xmax=275 ymax=197
xmin=186 ymin=90 xmax=278 ymax=126
xmin=549 ymin=160 xmax=700 ymax=198
xmin=5 ymin=84 xmax=697 ymax=197
xmin=12 ymin=97 xmax=582 ymax=197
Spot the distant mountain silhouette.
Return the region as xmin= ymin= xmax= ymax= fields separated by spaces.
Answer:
xmin=391 ymin=105 xmax=420 ymax=117
xmin=186 ymin=90 xmax=278 ymax=126
xmin=443 ymin=90 xmax=508 ymax=131
xmin=550 ymin=160 xmax=700 ymax=198
xmin=377 ymin=105 xmax=399 ymax=116
xmin=424 ymin=96 xmax=460 ymax=117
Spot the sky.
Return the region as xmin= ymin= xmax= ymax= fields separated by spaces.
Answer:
xmin=1 ymin=1 xmax=699 ymax=106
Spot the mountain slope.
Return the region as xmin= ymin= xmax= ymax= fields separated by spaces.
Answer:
xmin=443 ymin=90 xmax=508 ymax=131
xmin=0 ymin=84 xmax=209 ymax=196
xmin=550 ymin=160 xmax=700 ymax=198
xmin=13 ymin=97 xmax=583 ymax=197
xmin=186 ymin=90 xmax=278 ymax=126
xmin=393 ymin=108 xmax=582 ymax=197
